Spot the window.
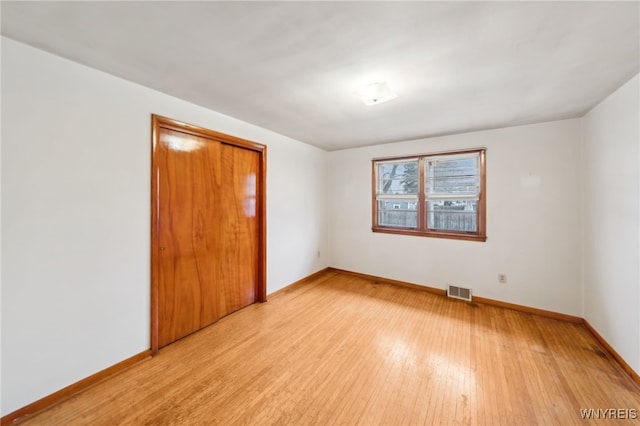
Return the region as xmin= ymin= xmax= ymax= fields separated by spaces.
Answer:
xmin=372 ymin=148 xmax=486 ymax=241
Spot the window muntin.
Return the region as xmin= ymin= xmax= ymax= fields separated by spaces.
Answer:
xmin=372 ymin=149 xmax=486 ymax=241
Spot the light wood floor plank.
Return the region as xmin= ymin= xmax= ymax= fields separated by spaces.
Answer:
xmin=14 ymin=270 xmax=640 ymax=425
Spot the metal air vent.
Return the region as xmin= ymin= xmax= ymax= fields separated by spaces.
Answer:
xmin=447 ymin=284 xmax=472 ymax=302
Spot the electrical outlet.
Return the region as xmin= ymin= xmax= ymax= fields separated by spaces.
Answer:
xmin=498 ymin=274 xmax=507 ymax=284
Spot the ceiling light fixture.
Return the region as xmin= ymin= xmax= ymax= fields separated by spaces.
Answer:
xmin=359 ymin=81 xmax=398 ymax=106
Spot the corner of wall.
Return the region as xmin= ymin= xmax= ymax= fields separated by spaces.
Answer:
xmin=577 ymin=115 xmax=587 ymax=319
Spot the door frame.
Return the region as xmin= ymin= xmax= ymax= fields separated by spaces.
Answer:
xmin=150 ymin=114 xmax=267 ymax=355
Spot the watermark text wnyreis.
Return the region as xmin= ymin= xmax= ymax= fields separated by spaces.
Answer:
xmin=580 ymin=408 xmax=638 ymax=420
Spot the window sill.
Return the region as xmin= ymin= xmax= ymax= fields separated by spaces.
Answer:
xmin=372 ymin=227 xmax=487 ymax=242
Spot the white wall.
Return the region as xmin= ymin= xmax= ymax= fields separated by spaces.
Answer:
xmin=0 ymin=37 xmax=328 ymax=416
xmin=2 ymin=33 xmax=638 ymax=418
xmin=583 ymin=74 xmax=639 ymax=374
xmin=328 ymin=119 xmax=583 ymax=316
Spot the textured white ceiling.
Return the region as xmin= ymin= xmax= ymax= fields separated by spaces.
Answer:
xmin=2 ymin=1 xmax=638 ymax=151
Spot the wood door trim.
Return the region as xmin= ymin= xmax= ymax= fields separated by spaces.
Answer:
xmin=153 ymin=117 xmax=267 ymax=152
xmin=150 ymin=115 xmax=267 ymax=355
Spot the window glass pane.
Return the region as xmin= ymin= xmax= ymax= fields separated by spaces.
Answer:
xmin=377 ymin=160 xmax=419 ymax=195
xmin=426 ymin=155 xmax=478 ymax=196
xmin=378 ymin=200 xmax=418 ymax=228
xmin=427 ymin=200 xmax=477 ymax=232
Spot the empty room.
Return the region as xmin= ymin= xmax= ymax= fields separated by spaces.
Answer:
xmin=1 ymin=1 xmax=639 ymax=425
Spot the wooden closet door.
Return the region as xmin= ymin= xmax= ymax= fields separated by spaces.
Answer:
xmin=152 ymin=116 xmax=265 ymax=351
xmin=217 ymin=144 xmax=260 ymax=318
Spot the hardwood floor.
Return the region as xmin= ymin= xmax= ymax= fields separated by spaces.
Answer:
xmin=17 ymin=270 xmax=640 ymax=425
